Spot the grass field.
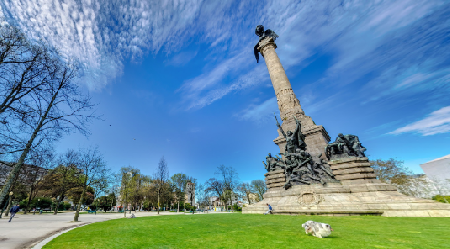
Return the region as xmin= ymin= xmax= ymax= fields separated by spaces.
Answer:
xmin=44 ymin=213 xmax=450 ymax=249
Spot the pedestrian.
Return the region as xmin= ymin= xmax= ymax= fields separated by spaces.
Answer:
xmin=264 ymin=203 xmax=273 ymax=215
xmin=9 ymin=204 xmax=20 ymax=222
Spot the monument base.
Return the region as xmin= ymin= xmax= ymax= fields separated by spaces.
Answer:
xmin=244 ymin=158 xmax=450 ymax=217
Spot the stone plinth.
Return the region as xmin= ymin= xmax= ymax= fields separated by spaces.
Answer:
xmin=242 ymin=182 xmax=450 ymax=217
xmin=265 ymin=169 xmax=286 ymax=189
xmin=328 ymin=157 xmax=378 ymax=185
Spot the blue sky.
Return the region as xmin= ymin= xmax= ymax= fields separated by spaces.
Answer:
xmin=1 ymin=0 xmax=450 ymax=185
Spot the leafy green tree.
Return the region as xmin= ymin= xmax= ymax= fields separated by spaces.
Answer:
xmin=40 ymin=151 xmax=82 ymax=215
xmin=119 ymin=166 xmax=140 ymax=217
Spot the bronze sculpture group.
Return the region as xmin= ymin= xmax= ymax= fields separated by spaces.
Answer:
xmin=263 ymin=115 xmax=340 ymax=190
xmin=263 ymin=114 xmax=367 ymax=190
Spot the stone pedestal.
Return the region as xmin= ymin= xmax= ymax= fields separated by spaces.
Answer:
xmin=265 ymin=169 xmax=286 ymax=190
xmin=243 ymin=181 xmax=450 ymax=217
xmin=328 ymin=157 xmax=378 ymax=185
xmin=244 ymin=158 xmax=450 ymax=217
xmin=258 ymin=36 xmax=330 ymax=157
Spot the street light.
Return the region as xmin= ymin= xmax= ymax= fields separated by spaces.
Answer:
xmin=38 ymin=199 xmax=42 ymax=214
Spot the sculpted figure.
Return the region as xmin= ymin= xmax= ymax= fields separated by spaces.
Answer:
xmin=283 ymin=151 xmax=339 ymax=189
xmin=263 ymin=153 xmax=285 ymax=172
xmin=254 ymin=25 xmax=279 ymax=63
xmin=326 ymin=133 xmax=366 ymax=160
xmin=275 ymin=114 xmax=306 ymax=154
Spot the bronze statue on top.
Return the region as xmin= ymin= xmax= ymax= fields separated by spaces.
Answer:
xmin=254 ymin=25 xmax=279 ymax=63
xmin=326 ymin=133 xmax=366 ymax=160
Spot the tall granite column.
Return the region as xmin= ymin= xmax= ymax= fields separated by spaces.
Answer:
xmin=259 ymin=37 xmax=330 ymax=157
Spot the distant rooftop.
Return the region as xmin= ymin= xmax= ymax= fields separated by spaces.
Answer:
xmin=422 ymin=154 xmax=450 ymax=164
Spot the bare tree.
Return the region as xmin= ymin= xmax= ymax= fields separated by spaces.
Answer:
xmin=205 ymin=178 xmax=224 ymax=209
xmin=73 ymin=147 xmax=108 ymax=222
xmin=0 ymin=24 xmax=97 ymax=208
xmin=215 ymin=165 xmax=239 ymax=208
xmin=0 ymin=58 xmax=96 ymax=207
xmin=237 ymin=182 xmax=254 ymax=205
xmin=154 ymin=157 xmax=169 ymax=214
xmin=251 ymin=180 xmax=267 ymax=202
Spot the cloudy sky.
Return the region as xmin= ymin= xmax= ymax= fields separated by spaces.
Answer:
xmin=2 ymin=0 xmax=449 ymax=184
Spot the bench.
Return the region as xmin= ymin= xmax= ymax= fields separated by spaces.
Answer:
xmin=88 ymin=210 xmax=96 ymax=214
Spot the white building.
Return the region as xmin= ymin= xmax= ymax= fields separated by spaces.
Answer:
xmin=420 ymin=154 xmax=450 ymax=196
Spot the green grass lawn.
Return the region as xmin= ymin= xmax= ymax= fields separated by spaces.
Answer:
xmin=44 ymin=213 xmax=450 ymax=249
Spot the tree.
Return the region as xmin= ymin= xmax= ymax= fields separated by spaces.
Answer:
xmin=73 ymin=147 xmax=108 ymax=222
xmin=119 ymin=166 xmax=140 ymax=217
xmin=154 ymin=157 xmax=169 ymax=214
xmin=90 ymin=172 xmax=112 ymax=214
xmin=237 ymin=182 xmax=254 ymax=205
xmin=0 ymin=40 xmax=96 ymax=208
xmin=370 ymin=158 xmax=418 ymax=196
xmin=40 ymin=150 xmax=81 ymax=215
xmin=205 ymin=178 xmax=224 ymax=208
xmin=21 ymin=146 xmax=55 ymax=214
xmin=171 ymin=173 xmax=188 ymax=212
xmin=251 ymin=180 xmax=267 ymax=202
xmin=215 ymin=165 xmax=239 ymax=208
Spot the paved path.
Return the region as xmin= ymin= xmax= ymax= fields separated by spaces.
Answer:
xmin=0 ymin=211 xmax=205 ymax=249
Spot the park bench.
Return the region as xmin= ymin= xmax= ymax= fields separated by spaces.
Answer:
xmin=88 ymin=210 xmax=96 ymax=214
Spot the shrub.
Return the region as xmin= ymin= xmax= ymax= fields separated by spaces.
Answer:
xmin=432 ymin=195 xmax=450 ymax=203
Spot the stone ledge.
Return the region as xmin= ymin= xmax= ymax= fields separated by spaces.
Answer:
xmin=340 ymin=179 xmax=381 ymax=185
xmin=273 ymin=210 xmax=384 ymax=216
xmin=264 ymin=169 xmax=285 ymax=176
xmin=335 ymin=173 xmax=377 ymax=181
xmin=268 ymin=182 xmax=285 ymax=188
xmin=266 ymin=178 xmax=286 ymax=185
xmin=265 ymin=173 xmax=286 ymax=180
xmin=328 ymin=157 xmax=369 ymax=165
xmin=333 ymin=167 xmax=374 ymax=175
xmin=330 ymin=163 xmax=372 ymax=170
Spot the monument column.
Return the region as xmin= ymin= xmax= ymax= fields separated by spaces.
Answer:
xmin=258 ymin=37 xmax=331 ymax=157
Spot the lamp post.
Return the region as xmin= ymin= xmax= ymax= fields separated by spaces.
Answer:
xmin=38 ymin=199 xmax=42 ymax=214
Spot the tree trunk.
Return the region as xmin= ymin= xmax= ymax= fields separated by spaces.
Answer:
xmin=157 ymin=191 xmax=160 ymax=214
xmin=74 ymin=184 xmax=87 ymax=222
xmin=0 ymin=85 xmax=61 ymax=206
xmin=24 ymin=188 xmax=34 ymax=215
xmin=54 ymin=196 xmax=63 ymax=215
xmin=177 ymin=201 xmax=179 ymax=212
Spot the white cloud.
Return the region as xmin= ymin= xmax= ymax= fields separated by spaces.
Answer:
xmin=2 ymin=0 xmax=448 ymax=111
xmin=389 ymin=106 xmax=450 ymax=136
xmin=235 ymin=97 xmax=278 ymax=123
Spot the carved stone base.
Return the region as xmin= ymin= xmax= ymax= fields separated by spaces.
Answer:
xmin=243 ymin=182 xmax=450 ymax=217
xmin=265 ymin=169 xmax=286 ymax=189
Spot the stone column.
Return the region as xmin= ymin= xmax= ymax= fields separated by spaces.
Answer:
xmin=259 ymin=37 xmax=330 ymax=157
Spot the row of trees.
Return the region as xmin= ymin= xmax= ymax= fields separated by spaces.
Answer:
xmin=1 ymin=146 xmax=112 ymax=221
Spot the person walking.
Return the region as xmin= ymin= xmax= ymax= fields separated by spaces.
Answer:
xmin=9 ymin=204 xmax=20 ymax=222
xmin=264 ymin=203 xmax=273 ymax=215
